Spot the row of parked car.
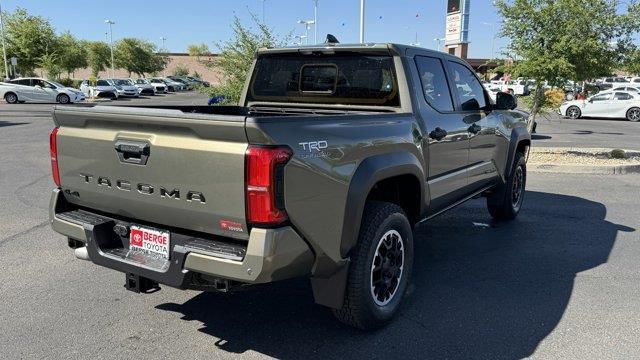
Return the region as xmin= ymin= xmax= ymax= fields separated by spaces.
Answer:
xmin=0 ymin=75 xmax=209 ymax=104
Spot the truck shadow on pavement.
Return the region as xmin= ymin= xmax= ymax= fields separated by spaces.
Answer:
xmin=157 ymin=191 xmax=633 ymax=359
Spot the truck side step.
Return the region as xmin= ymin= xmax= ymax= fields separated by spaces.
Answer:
xmin=125 ymin=273 xmax=160 ymax=294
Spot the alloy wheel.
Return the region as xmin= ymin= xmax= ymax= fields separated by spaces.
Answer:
xmin=370 ymin=229 xmax=405 ymax=306
xmin=511 ymin=166 xmax=525 ymax=211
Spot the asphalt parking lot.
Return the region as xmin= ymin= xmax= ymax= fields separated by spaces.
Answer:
xmin=1 ymin=97 xmax=639 ymax=359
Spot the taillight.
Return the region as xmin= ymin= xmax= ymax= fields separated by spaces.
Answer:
xmin=245 ymin=145 xmax=292 ymax=226
xmin=50 ymin=127 xmax=61 ymax=187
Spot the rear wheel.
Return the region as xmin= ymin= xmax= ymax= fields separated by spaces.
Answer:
xmin=4 ymin=92 xmax=18 ymax=104
xmin=626 ymin=107 xmax=640 ymax=122
xmin=566 ymin=106 xmax=581 ymax=119
xmin=487 ymin=152 xmax=527 ymax=221
xmin=333 ymin=201 xmax=414 ymax=330
xmin=57 ymin=93 xmax=70 ymax=104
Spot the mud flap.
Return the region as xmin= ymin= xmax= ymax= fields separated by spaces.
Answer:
xmin=310 ymin=263 xmax=349 ymax=309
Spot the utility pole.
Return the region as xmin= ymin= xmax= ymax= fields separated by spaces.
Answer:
xmin=482 ymin=22 xmax=496 ymax=59
xmin=359 ymin=0 xmax=365 ymax=43
xmin=105 ymin=20 xmax=115 ymax=78
xmin=261 ymin=0 xmax=266 ymax=23
xmin=312 ymin=0 xmax=318 ymax=44
xmin=159 ymin=36 xmax=167 ymax=51
xmin=0 ymin=0 xmax=9 ymax=80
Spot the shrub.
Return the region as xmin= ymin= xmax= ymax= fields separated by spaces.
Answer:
xmin=173 ymin=64 xmax=189 ymax=76
xmin=610 ymin=149 xmax=627 ymax=159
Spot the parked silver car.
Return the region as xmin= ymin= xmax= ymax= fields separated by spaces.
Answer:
xmin=130 ymin=78 xmax=156 ymax=96
xmin=0 ymin=77 xmax=85 ymax=104
xmin=106 ymin=78 xmax=140 ymax=98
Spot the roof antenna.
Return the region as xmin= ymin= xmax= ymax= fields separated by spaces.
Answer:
xmin=325 ymin=34 xmax=340 ymax=45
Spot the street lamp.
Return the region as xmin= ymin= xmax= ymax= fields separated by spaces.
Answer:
xmin=359 ymin=0 xmax=365 ymax=43
xmin=293 ymin=35 xmax=307 ymax=46
xmin=433 ymin=37 xmax=445 ymax=51
xmin=482 ymin=22 xmax=496 ymax=59
xmin=0 ymin=0 xmax=9 ymax=80
xmin=159 ymin=36 xmax=167 ymax=51
xmin=297 ymin=20 xmax=315 ymax=45
xmin=312 ymin=0 xmax=318 ymax=44
xmin=105 ymin=20 xmax=115 ymax=78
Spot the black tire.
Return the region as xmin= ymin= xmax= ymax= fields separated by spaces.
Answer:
xmin=333 ymin=201 xmax=414 ymax=330
xmin=626 ymin=107 xmax=640 ymax=122
xmin=487 ymin=152 xmax=527 ymax=221
xmin=566 ymin=106 xmax=581 ymax=119
xmin=4 ymin=92 xmax=18 ymax=104
xmin=57 ymin=93 xmax=70 ymax=104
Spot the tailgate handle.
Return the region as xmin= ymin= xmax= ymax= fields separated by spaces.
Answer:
xmin=115 ymin=140 xmax=150 ymax=165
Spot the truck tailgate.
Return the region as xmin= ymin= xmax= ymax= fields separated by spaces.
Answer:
xmin=53 ymin=106 xmax=249 ymax=240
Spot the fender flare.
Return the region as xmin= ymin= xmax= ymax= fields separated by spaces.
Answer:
xmin=504 ymin=127 xmax=531 ymax=178
xmin=311 ymin=151 xmax=425 ymax=309
xmin=340 ymin=152 xmax=425 ymax=257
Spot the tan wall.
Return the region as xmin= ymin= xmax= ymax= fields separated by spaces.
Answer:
xmin=48 ymin=54 xmax=225 ymax=84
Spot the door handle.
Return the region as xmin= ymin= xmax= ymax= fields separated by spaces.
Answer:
xmin=468 ymin=123 xmax=482 ymax=134
xmin=429 ymin=127 xmax=448 ymax=141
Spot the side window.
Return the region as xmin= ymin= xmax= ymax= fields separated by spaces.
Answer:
xmin=14 ymin=79 xmax=32 ymax=86
xmin=414 ymin=56 xmax=454 ymax=112
xmin=448 ymin=61 xmax=487 ymax=111
xmin=591 ymin=93 xmax=611 ymax=101
xmin=614 ymin=92 xmax=632 ymax=100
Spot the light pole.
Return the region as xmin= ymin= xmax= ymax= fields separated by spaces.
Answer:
xmin=159 ymin=36 xmax=167 ymax=51
xmin=293 ymin=35 xmax=307 ymax=46
xmin=359 ymin=0 xmax=365 ymax=43
xmin=297 ymin=20 xmax=315 ymax=45
xmin=482 ymin=22 xmax=496 ymax=59
xmin=433 ymin=37 xmax=445 ymax=51
xmin=0 ymin=0 xmax=9 ymax=80
xmin=105 ymin=20 xmax=115 ymax=78
xmin=312 ymin=0 xmax=318 ymax=44
xmin=261 ymin=0 xmax=266 ymax=23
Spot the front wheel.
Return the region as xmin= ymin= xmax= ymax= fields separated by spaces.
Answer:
xmin=566 ymin=106 xmax=581 ymax=119
xmin=626 ymin=107 xmax=640 ymax=122
xmin=487 ymin=152 xmax=527 ymax=221
xmin=333 ymin=201 xmax=414 ymax=330
xmin=57 ymin=93 xmax=70 ymax=104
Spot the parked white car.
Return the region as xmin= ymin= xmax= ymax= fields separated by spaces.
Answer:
xmin=80 ymin=79 xmax=118 ymax=99
xmin=0 ymin=77 xmax=85 ymax=104
xmin=559 ymin=91 xmax=640 ymax=122
xmin=106 ymin=78 xmax=140 ymax=98
xmin=144 ymin=78 xmax=167 ymax=93
xmin=130 ymin=78 xmax=156 ymax=96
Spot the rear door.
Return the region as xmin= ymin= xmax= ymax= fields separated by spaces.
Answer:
xmin=447 ymin=60 xmax=501 ymax=192
xmin=54 ymin=106 xmax=250 ymax=239
xmin=611 ymin=92 xmax=633 ymax=116
xmin=413 ymin=55 xmax=470 ymax=212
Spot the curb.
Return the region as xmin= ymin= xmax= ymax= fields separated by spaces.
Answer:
xmin=529 ymin=163 xmax=640 ymax=175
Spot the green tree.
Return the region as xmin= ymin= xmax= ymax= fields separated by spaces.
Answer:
xmin=38 ymin=52 xmax=61 ymax=79
xmin=57 ymin=32 xmax=88 ymax=78
xmin=86 ymin=41 xmax=112 ymax=77
xmin=173 ymin=64 xmax=189 ymax=76
xmin=3 ymin=7 xmax=57 ymax=75
xmin=203 ymin=15 xmax=286 ymax=103
xmin=114 ymin=38 xmax=166 ymax=77
xmin=495 ymin=0 xmax=640 ymax=117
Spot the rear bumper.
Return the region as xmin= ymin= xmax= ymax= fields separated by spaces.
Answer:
xmin=49 ymin=189 xmax=314 ymax=288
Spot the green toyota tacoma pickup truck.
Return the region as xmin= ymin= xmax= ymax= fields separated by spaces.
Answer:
xmin=49 ymin=43 xmax=530 ymax=329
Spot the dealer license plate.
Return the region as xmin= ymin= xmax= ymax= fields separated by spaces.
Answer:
xmin=129 ymin=225 xmax=170 ymax=260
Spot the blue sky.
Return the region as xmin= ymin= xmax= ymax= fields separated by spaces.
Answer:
xmin=2 ymin=0 xmax=506 ymax=59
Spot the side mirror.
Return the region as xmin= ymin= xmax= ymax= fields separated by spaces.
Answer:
xmin=494 ymin=92 xmax=517 ymax=110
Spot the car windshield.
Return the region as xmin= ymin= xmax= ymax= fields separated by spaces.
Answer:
xmin=96 ymin=80 xmax=110 ymax=86
xmin=136 ymin=79 xmax=148 ymax=84
xmin=248 ymin=52 xmax=400 ymax=106
xmin=115 ymin=79 xmax=132 ymax=86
